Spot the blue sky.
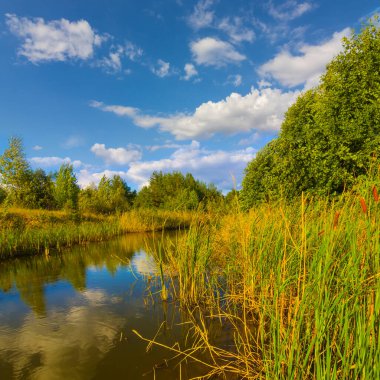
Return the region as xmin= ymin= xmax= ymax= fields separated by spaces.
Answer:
xmin=0 ymin=0 xmax=379 ymax=191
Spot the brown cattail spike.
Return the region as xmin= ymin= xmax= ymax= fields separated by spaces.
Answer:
xmin=372 ymin=186 xmax=379 ymax=202
xmin=360 ymin=198 xmax=367 ymax=214
xmin=333 ymin=211 xmax=340 ymax=230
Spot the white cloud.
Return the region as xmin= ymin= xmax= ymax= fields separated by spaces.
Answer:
xmin=98 ymin=46 xmax=123 ymax=72
xmin=188 ymin=0 xmax=215 ymax=30
xmin=238 ymin=132 xmax=261 ymax=146
xmin=6 ymin=14 xmax=104 ymax=63
xmin=183 ymin=63 xmax=198 ymax=80
xmin=259 ymin=28 xmax=350 ymax=88
xmin=217 ymin=17 xmax=255 ymax=43
xmin=96 ymin=41 xmax=142 ymax=73
xmin=258 ymin=79 xmax=272 ymax=88
xmin=268 ymin=1 xmax=315 ymax=21
xmin=90 ymin=143 xmax=142 ymax=165
xmin=227 ymin=74 xmax=242 ymax=87
xmin=190 ymin=37 xmax=246 ymax=67
xmin=187 ymin=2 xmax=254 ymax=45
xmin=151 ymin=59 xmax=171 ymax=77
xmin=91 ymin=87 xmax=299 ymax=140
xmin=124 ymin=41 xmax=143 ymax=61
xmin=32 ymin=145 xmax=43 ymax=151
xmin=78 ymin=141 xmax=256 ymax=191
xmin=29 ymin=156 xmax=83 ymax=168
xmin=89 ymin=100 xmax=138 ymax=117
xmin=62 ymin=135 xmax=85 ymax=149
xmin=146 ymin=143 xmax=183 ymax=152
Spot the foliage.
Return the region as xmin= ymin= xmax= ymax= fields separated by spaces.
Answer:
xmin=0 ymin=137 xmax=56 ymax=209
xmin=241 ymin=20 xmax=380 ymax=209
xmin=0 ymin=137 xmax=32 ymax=206
xmin=78 ymin=175 xmax=136 ymax=214
xmin=27 ymin=169 xmax=56 ymax=209
xmin=54 ymin=164 xmax=80 ymax=211
xmin=134 ymin=171 xmax=223 ymax=211
xmin=0 ymin=187 xmax=7 ymax=205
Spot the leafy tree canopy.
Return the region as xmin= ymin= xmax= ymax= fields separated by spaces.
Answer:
xmin=134 ymin=171 xmax=223 ymax=211
xmin=241 ymin=19 xmax=380 ymax=210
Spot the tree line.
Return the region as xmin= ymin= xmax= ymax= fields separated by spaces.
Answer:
xmin=0 ymin=137 xmax=225 ymax=213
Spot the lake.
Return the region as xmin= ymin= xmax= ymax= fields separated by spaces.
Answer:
xmin=0 ymin=232 xmax=208 ymax=379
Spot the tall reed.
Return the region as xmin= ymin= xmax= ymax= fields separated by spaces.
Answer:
xmin=143 ymin=189 xmax=380 ymax=379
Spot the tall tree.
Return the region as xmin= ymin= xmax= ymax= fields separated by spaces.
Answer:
xmin=54 ymin=164 xmax=80 ymax=210
xmin=0 ymin=137 xmax=32 ymax=206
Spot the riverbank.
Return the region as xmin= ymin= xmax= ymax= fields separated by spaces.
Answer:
xmin=0 ymin=207 xmax=194 ymax=259
xmin=146 ymin=188 xmax=380 ymax=379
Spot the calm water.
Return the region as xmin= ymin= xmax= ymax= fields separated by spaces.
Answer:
xmin=0 ymin=233 xmax=207 ymax=379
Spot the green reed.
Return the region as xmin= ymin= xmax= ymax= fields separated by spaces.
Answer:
xmin=144 ymin=188 xmax=380 ymax=379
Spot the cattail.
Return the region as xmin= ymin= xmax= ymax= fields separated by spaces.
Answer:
xmin=360 ymin=197 xmax=367 ymax=214
xmin=333 ymin=211 xmax=340 ymax=230
xmin=372 ymin=186 xmax=379 ymax=202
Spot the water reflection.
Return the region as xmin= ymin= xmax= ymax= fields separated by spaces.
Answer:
xmin=0 ymin=232 xmax=206 ymax=379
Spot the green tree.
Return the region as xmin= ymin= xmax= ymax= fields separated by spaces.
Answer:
xmin=78 ymin=175 xmax=135 ymax=214
xmin=27 ymin=169 xmax=55 ymax=209
xmin=95 ymin=175 xmax=135 ymax=214
xmin=0 ymin=137 xmax=31 ymax=206
xmin=54 ymin=164 xmax=80 ymax=210
xmin=134 ymin=171 xmax=223 ymax=211
xmin=241 ymin=19 xmax=380 ymax=209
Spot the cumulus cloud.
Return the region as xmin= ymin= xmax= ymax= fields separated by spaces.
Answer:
xmin=190 ymin=37 xmax=246 ymax=67
xmin=268 ymin=0 xmax=315 ymax=21
xmin=259 ymin=28 xmax=350 ymax=88
xmin=151 ymin=59 xmax=171 ymax=77
xmin=188 ymin=0 xmax=215 ymax=30
xmin=32 ymin=145 xmax=43 ymax=151
xmin=78 ymin=141 xmax=256 ymax=191
xmin=90 ymin=143 xmax=142 ymax=165
xmin=6 ymin=13 xmax=104 ymax=63
xmin=29 ymin=156 xmax=83 ymax=168
xmin=91 ymin=87 xmax=299 ymax=140
xmin=183 ymin=63 xmax=198 ymax=80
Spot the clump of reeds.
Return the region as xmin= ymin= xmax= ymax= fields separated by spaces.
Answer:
xmin=139 ymin=188 xmax=380 ymax=379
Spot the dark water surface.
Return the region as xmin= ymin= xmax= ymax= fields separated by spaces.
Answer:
xmin=0 ymin=233 xmax=206 ymax=379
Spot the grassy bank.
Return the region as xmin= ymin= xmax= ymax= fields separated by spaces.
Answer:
xmin=146 ymin=187 xmax=380 ymax=379
xmin=0 ymin=207 xmax=194 ymax=259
